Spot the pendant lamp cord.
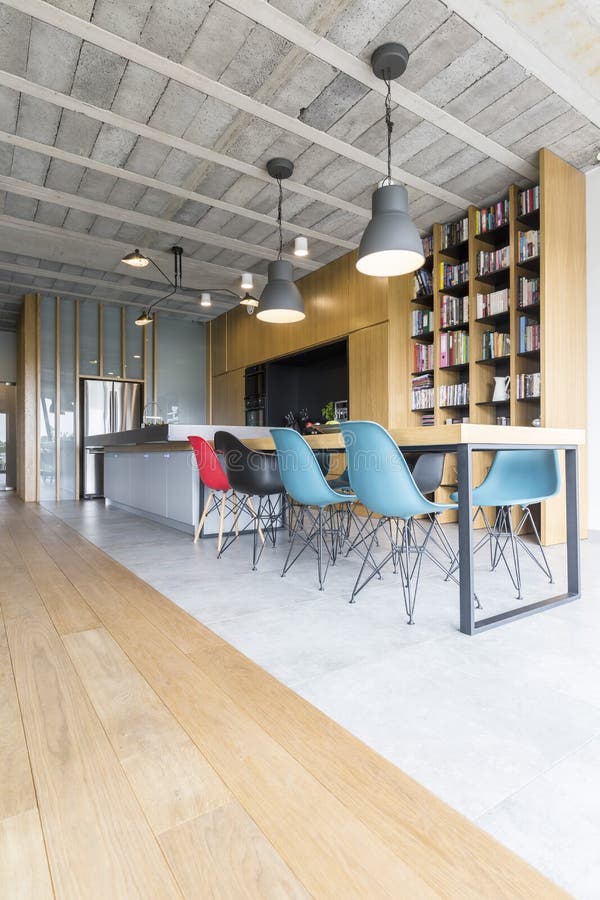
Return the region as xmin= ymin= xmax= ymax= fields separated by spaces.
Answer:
xmin=384 ymin=74 xmax=393 ymax=186
xmin=277 ymin=175 xmax=283 ymax=259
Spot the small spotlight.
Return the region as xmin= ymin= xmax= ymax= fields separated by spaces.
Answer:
xmin=294 ymin=236 xmax=308 ymax=257
xmin=200 ymin=293 xmax=212 ymax=307
xmin=121 ymin=249 xmax=149 ymax=268
xmin=241 ymin=272 xmax=254 ymax=290
xmin=135 ymin=310 xmax=153 ymax=326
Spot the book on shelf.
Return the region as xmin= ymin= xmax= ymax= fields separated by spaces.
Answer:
xmin=413 ymin=341 xmax=434 ymax=372
xmin=411 ymin=308 xmax=432 ymax=336
xmin=518 ymin=185 xmax=540 ymax=216
xmin=477 ymin=245 xmax=510 ymax=276
xmin=482 ymin=330 xmax=510 ymax=359
xmin=444 ymin=416 xmax=470 ymax=424
xmin=440 ymin=216 xmax=468 ymax=249
xmin=518 ymin=229 xmax=540 ymax=262
xmin=519 ymin=316 xmax=540 ymax=352
xmin=475 ymin=199 xmax=509 ymax=233
xmin=439 ymin=382 xmax=469 ymax=407
xmin=440 ymin=294 xmax=468 ymax=328
xmin=516 ymin=371 xmax=541 ymax=399
xmin=440 ymin=330 xmax=468 ymax=367
xmin=518 ymin=276 xmax=540 ymax=307
xmin=414 ymin=268 xmax=433 ymax=296
xmin=439 ymin=261 xmax=469 ymax=289
xmin=421 ymin=234 xmax=434 ymax=258
xmin=476 ymin=288 xmax=509 ymax=318
xmin=421 ymin=413 xmax=435 ymax=426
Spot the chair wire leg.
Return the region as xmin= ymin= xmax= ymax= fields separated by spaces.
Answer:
xmin=350 ymin=518 xmax=392 ymax=603
xmin=515 ymin=507 xmax=554 ymax=583
xmin=317 ymin=507 xmax=324 ymax=591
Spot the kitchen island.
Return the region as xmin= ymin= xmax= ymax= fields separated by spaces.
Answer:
xmin=86 ymin=424 xmax=274 ymax=535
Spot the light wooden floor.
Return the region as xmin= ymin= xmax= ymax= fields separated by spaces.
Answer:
xmin=0 ymin=498 xmax=566 ymax=899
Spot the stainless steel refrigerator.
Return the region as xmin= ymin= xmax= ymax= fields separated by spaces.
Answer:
xmin=81 ymin=379 xmax=142 ymax=498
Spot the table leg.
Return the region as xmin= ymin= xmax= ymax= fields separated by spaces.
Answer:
xmin=457 ymin=444 xmax=475 ymax=635
xmin=566 ymin=447 xmax=581 ymax=596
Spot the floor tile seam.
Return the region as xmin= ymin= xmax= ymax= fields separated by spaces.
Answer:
xmin=473 ymin=731 xmax=600 ymax=823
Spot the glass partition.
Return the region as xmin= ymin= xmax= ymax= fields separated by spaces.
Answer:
xmin=39 ymin=297 xmax=56 ymax=500
xmin=102 ymin=304 xmax=122 ymax=378
xmin=59 ymin=299 xmax=76 ymax=499
xmin=79 ymin=301 xmax=99 ymax=376
xmin=156 ymin=314 xmax=206 ymax=425
xmin=124 ymin=306 xmax=143 ymax=380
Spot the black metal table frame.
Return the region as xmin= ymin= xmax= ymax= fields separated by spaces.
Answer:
xmin=394 ymin=441 xmax=581 ymax=635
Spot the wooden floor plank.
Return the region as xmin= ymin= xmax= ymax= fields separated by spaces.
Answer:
xmin=34 ymin=506 xmax=567 ymax=899
xmin=0 ymin=572 xmax=182 ymax=900
xmin=159 ymin=801 xmax=311 ymax=900
xmin=0 ymin=608 xmax=54 ymax=898
xmin=63 ymin=625 xmax=233 ymax=834
xmin=27 ymin=526 xmax=441 ymax=898
xmin=12 ymin=501 xmax=568 ymax=898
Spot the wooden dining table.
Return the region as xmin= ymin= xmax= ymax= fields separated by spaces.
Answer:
xmin=245 ymin=424 xmax=585 ymax=636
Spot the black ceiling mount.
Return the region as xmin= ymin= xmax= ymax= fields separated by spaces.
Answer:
xmin=266 ymin=157 xmax=294 ymax=180
xmin=371 ymin=42 xmax=409 ymax=80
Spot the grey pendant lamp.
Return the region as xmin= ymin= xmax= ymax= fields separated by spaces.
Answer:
xmin=356 ymin=44 xmax=425 ymax=278
xmin=256 ymin=158 xmax=305 ymax=324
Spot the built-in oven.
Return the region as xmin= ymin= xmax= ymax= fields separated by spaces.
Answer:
xmin=244 ymin=364 xmax=267 ymax=426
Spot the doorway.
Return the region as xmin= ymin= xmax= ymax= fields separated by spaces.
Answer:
xmin=0 ymin=385 xmax=17 ymax=492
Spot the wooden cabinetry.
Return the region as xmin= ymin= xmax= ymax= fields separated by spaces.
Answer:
xmin=211 ymin=369 xmax=245 ymax=426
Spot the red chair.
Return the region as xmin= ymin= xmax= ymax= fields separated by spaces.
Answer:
xmin=188 ymin=435 xmax=239 ymax=551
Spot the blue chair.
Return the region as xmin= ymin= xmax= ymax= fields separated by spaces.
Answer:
xmin=270 ymin=428 xmax=357 ymax=590
xmin=340 ymin=421 xmax=456 ymax=624
xmin=450 ymin=449 xmax=560 ymax=599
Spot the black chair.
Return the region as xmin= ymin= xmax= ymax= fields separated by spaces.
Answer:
xmin=214 ymin=430 xmax=284 ymax=569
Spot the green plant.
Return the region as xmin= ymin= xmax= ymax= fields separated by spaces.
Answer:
xmin=321 ymin=401 xmax=335 ymax=422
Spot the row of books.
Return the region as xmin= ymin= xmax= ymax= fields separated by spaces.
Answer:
xmin=439 ymin=261 xmax=469 ymax=289
xmin=477 ymin=245 xmax=510 ymax=276
xmin=516 ymin=372 xmax=541 ymax=399
xmin=411 ymin=309 xmax=432 ymax=336
xmin=441 ymin=216 xmax=468 ymax=249
xmin=476 ymin=287 xmax=509 ymax=318
xmin=518 ymin=276 xmax=540 ymax=308
xmin=415 ymin=268 xmax=433 ymax=296
xmin=413 ymin=342 xmax=434 ymax=373
xmin=519 ymin=317 xmax=541 ymax=352
xmin=421 ymin=234 xmax=434 ymax=258
xmin=518 ymin=229 xmax=540 ymax=262
xmin=439 ymin=382 xmax=469 ymax=408
xmin=518 ymin=185 xmax=540 ymax=216
xmin=421 ymin=413 xmax=435 ymax=426
xmin=475 ymin=199 xmax=509 ymax=234
xmin=440 ymin=294 xmax=469 ymax=329
xmin=482 ymin=331 xmax=510 ymax=359
xmin=440 ymin=330 xmax=468 ymax=367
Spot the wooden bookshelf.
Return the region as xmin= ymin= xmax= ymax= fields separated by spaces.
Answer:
xmin=404 ymin=149 xmax=586 ymax=543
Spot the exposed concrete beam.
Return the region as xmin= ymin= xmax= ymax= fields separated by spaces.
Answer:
xmin=0 ymin=277 xmax=214 ymax=321
xmin=3 ymin=0 xmax=471 ymax=207
xmin=442 ymin=0 xmax=600 ymax=128
xmin=0 ymin=71 xmax=370 ymax=221
xmin=0 ymin=174 xmax=319 ymax=270
xmin=219 ymin=0 xmax=539 ymax=181
xmin=0 ymin=131 xmax=356 ymax=251
xmin=0 ymin=261 xmax=233 ymax=309
xmin=0 ymin=214 xmax=268 ymax=287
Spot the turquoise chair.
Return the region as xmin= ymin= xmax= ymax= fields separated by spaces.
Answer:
xmin=270 ymin=428 xmax=356 ymax=590
xmin=340 ymin=421 xmax=456 ymax=624
xmin=450 ymin=449 xmax=560 ymax=599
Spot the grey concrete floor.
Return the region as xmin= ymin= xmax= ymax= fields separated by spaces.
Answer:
xmin=43 ymin=500 xmax=600 ymax=899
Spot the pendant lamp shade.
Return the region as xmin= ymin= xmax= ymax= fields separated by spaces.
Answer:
xmin=356 ymin=184 xmax=424 ymax=277
xmin=256 ymin=260 xmax=305 ymax=323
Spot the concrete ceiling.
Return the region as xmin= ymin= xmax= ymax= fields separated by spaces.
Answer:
xmin=0 ymin=0 xmax=598 ymax=332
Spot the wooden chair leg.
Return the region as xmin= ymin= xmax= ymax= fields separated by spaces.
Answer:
xmin=246 ymin=497 xmax=266 ymax=543
xmin=194 ymin=491 xmax=213 ymax=543
xmin=217 ymin=492 xmax=227 ymax=553
xmin=233 ymin=491 xmax=239 ymax=537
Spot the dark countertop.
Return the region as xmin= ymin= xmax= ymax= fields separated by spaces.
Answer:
xmin=84 ymin=425 xmax=169 ymax=448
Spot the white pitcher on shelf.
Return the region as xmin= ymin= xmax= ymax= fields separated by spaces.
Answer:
xmin=492 ymin=375 xmax=510 ymax=402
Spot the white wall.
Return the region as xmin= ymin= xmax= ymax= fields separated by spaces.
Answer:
xmin=0 ymin=331 xmax=17 ymax=382
xmin=586 ymin=167 xmax=600 ymax=531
